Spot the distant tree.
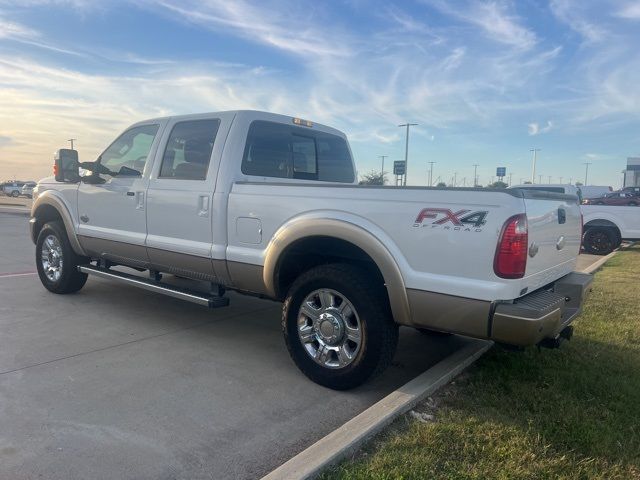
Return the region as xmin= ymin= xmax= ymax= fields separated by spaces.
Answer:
xmin=575 ymin=181 xmax=583 ymax=187
xmin=488 ymin=181 xmax=508 ymax=189
xmin=436 ymin=182 xmax=447 ymax=187
xmin=359 ymin=170 xmax=387 ymax=185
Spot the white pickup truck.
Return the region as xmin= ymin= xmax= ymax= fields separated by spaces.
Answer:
xmin=30 ymin=110 xmax=592 ymax=389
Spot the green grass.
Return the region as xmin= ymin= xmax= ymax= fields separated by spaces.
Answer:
xmin=323 ymin=246 xmax=640 ymax=480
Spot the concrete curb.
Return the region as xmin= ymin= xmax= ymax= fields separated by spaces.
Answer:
xmin=580 ymin=250 xmax=618 ymax=274
xmin=262 ymin=339 xmax=492 ymax=480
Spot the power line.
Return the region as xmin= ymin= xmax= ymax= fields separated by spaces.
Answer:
xmin=398 ymin=123 xmax=418 ymax=186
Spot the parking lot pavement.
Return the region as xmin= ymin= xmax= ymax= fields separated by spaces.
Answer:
xmin=0 ymin=213 xmax=474 ymax=480
xmin=576 ymin=253 xmax=606 ymax=272
xmin=0 ymin=195 xmax=32 ymax=215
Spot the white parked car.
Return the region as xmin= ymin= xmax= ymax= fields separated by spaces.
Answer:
xmin=30 ymin=111 xmax=592 ymax=389
xmin=21 ymin=182 xmax=36 ymax=198
xmin=1 ymin=182 xmax=24 ymax=197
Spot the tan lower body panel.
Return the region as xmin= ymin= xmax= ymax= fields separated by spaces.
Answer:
xmin=226 ymin=261 xmax=268 ymax=295
xmin=78 ymin=235 xmax=150 ymax=269
xmin=405 ymin=288 xmax=491 ymax=338
xmin=147 ymin=247 xmax=220 ymax=282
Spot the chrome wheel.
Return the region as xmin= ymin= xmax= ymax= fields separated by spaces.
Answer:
xmin=297 ymin=288 xmax=362 ymax=369
xmin=41 ymin=234 xmax=63 ymax=282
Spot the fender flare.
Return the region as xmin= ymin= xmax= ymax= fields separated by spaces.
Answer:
xmin=31 ymin=190 xmax=86 ymax=256
xmin=263 ymin=217 xmax=411 ymax=325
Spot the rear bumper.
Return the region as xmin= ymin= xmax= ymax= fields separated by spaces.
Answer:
xmin=490 ymin=272 xmax=593 ymax=346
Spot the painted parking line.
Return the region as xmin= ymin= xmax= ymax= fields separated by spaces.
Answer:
xmin=0 ymin=271 xmax=37 ymax=278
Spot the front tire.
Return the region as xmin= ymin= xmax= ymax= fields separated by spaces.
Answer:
xmin=36 ymin=221 xmax=88 ymax=294
xmin=282 ymin=263 xmax=398 ymax=390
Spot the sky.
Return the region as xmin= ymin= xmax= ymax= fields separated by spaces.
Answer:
xmin=0 ymin=0 xmax=639 ymax=187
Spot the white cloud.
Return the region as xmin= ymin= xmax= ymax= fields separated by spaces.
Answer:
xmin=423 ymin=0 xmax=537 ymax=49
xmin=549 ymin=0 xmax=607 ymax=42
xmin=615 ymin=2 xmax=640 ymax=19
xmin=0 ymin=16 xmax=38 ymax=39
xmin=528 ymin=120 xmax=553 ymax=136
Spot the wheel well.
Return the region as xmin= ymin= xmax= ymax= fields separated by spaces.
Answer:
xmin=584 ymin=220 xmax=622 ymax=244
xmin=32 ymin=204 xmax=63 ymax=242
xmin=274 ymin=236 xmax=387 ymax=301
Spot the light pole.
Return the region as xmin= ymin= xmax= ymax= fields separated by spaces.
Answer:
xmin=378 ymin=155 xmax=387 ymax=181
xmin=453 ymin=171 xmax=458 ymax=187
xmin=583 ymin=162 xmax=592 ymax=185
xmin=472 ymin=163 xmax=479 ymax=187
xmin=428 ymin=161 xmax=436 ymax=186
xmin=559 ymin=176 xmax=563 ymax=184
xmin=398 ymin=123 xmax=418 ymax=186
xmin=538 ymin=174 xmax=543 ymax=184
xmin=530 ymin=148 xmax=540 ymax=183
xmin=508 ymin=173 xmax=513 ymax=186
xmin=548 ymin=175 xmax=552 ymax=183
xmin=68 ymin=138 xmax=77 ymax=150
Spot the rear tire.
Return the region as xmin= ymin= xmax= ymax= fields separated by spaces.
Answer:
xmin=36 ymin=221 xmax=88 ymax=294
xmin=582 ymin=227 xmax=617 ymax=255
xmin=282 ymin=263 xmax=398 ymax=390
xmin=10 ymin=190 xmax=19 ymax=197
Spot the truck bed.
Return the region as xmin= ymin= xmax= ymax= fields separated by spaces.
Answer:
xmin=227 ymin=183 xmax=581 ymax=302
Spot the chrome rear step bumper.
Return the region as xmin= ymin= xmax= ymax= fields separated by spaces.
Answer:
xmin=78 ymin=265 xmax=230 ymax=308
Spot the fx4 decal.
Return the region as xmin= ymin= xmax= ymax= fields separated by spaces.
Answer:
xmin=413 ymin=208 xmax=488 ymax=231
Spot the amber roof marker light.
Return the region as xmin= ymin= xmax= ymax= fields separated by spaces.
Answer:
xmin=292 ymin=117 xmax=313 ymax=128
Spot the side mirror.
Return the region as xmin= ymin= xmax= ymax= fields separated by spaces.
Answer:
xmin=54 ymin=149 xmax=80 ymax=183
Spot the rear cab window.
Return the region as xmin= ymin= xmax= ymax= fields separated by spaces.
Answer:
xmin=241 ymin=120 xmax=354 ymax=183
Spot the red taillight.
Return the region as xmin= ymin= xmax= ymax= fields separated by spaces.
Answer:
xmin=494 ymin=214 xmax=528 ymax=279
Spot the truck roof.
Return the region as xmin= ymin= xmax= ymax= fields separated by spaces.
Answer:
xmin=132 ymin=110 xmax=346 ymax=138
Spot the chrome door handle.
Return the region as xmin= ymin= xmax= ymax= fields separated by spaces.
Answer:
xmin=126 ymin=191 xmax=135 ymax=196
xmin=198 ymin=195 xmax=209 ymax=217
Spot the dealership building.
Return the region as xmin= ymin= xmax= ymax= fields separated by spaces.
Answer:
xmin=623 ymin=157 xmax=640 ymax=188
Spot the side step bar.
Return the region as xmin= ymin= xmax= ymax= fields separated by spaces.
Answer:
xmin=78 ymin=265 xmax=230 ymax=308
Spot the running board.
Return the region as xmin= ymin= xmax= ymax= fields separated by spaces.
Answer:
xmin=78 ymin=265 xmax=230 ymax=308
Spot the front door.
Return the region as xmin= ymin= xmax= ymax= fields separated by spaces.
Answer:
xmin=145 ymin=114 xmax=230 ymax=281
xmin=77 ymin=122 xmax=164 ymax=267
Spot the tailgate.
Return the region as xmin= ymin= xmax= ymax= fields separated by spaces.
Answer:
xmin=522 ymin=190 xmax=582 ymax=281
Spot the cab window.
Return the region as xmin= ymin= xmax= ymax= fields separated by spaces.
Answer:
xmin=241 ymin=120 xmax=354 ymax=183
xmin=159 ymin=119 xmax=220 ymax=180
xmin=99 ymin=124 xmax=159 ymax=176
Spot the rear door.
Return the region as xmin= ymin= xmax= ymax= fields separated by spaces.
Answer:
xmin=145 ymin=113 xmax=233 ymax=281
